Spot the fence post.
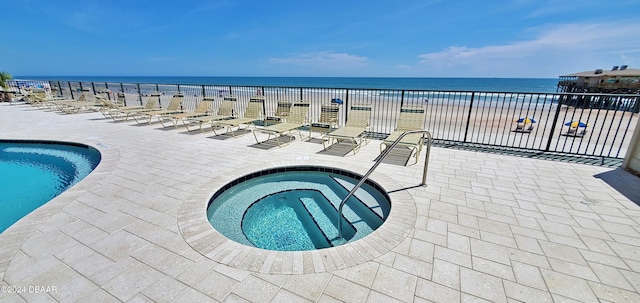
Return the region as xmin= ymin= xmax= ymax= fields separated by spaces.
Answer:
xmin=56 ymin=81 xmax=63 ymax=97
xmin=463 ymin=92 xmax=475 ymax=143
xmin=104 ymin=82 xmax=111 ymax=100
xmin=137 ymin=84 xmax=142 ymax=105
xmin=545 ymin=94 xmax=564 ymax=152
xmin=344 ymin=89 xmax=350 ymax=126
xmin=201 ymin=85 xmax=206 ymax=97
xmin=68 ymin=82 xmax=75 ymax=99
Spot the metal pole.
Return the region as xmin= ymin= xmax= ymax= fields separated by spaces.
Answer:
xmin=344 ymin=89 xmax=350 ymax=126
xmin=338 ymin=130 xmax=432 ymax=238
xmin=463 ymin=92 xmax=475 ymax=143
xmin=545 ymin=93 xmax=564 ymax=151
xmin=68 ymin=82 xmax=74 ymax=99
xmin=105 ymin=82 xmax=110 ymax=100
xmin=422 ymin=138 xmax=431 ymax=185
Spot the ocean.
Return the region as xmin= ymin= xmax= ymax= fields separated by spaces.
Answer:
xmin=16 ymin=76 xmax=559 ymax=93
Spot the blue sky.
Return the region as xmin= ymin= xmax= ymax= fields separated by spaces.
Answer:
xmin=2 ymin=0 xmax=639 ymax=78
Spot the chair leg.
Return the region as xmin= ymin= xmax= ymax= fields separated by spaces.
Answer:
xmin=351 ymin=139 xmax=358 ymax=155
xmin=412 ymin=147 xmax=420 ymax=164
xmin=158 ymin=116 xmax=169 ymax=128
xmin=252 ymin=130 xmax=261 ymax=144
xmin=211 ymin=123 xmax=222 ymax=135
xmin=183 ymin=120 xmax=197 ymax=132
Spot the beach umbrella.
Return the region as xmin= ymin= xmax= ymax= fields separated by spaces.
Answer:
xmin=516 ymin=117 xmax=536 ymax=124
xmin=565 ymin=121 xmax=589 ymax=128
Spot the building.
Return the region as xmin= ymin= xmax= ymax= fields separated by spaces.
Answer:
xmin=557 ymin=66 xmax=640 ymax=112
xmin=558 ymin=65 xmax=640 ymax=94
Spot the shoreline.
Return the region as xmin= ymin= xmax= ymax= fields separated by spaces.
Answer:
xmin=11 ymin=77 xmax=561 ymax=93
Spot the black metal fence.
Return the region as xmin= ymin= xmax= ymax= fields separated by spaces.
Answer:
xmin=8 ymin=79 xmax=639 ymax=159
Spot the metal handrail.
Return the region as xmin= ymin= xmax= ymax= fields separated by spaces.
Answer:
xmin=338 ymin=130 xmax=433 ymax=238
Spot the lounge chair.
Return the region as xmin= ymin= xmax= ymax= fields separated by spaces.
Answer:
xmin=102 ymin=93 xmax=148 ymax=118
xmin=264 ymin=100 xmax=292 ymax=126
xmin=322 ymin=104 xmax=372 ymax=154
xmin=252 ymin=100 xmax=310 ymax=147
xmin=45 ymin=90 xmax=92 ymax=111
xmin=183 ymin=96 xmax=237 ymax=132
xmin=25 ymin=89 xmax=56 ymax=108
xmin=566 ymin=127 xmax=587 ymax=137
xmin=213 ymin=95 xmax=265 ymax=136
xmin=110 ymin=92 xmax=161 ymax=121
xmin=515 ymin=123 xmax=534 ymax=132
xmin=97 ymin=96 xmax=129 ymax=117
xmin=57 ymin=92 xmax=106 ymax=114
xmin=94 ymin=93 xmax=128 ymax=118
xmin=115 ymin=92 xmax=128 ymax=106
xmin=564 ymin=121 xmax=589 ymax=137
xmin=132 ymin=93 xmax=185 ymax=124
xmin=310 ymin=103 xmax=340 ymax=138
xmin=94 ymin=95 xmax=121 ymax=117
xmin=379 ymin=105 xmax=426 ymax=164
xmin=158 ymin=97 xmax=214 ymax=128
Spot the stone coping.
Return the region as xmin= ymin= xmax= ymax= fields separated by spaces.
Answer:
xmin=0 ymin=137 xmax=120 ymax=281
xmin=178 ymin=160 xmax=417 ymax=274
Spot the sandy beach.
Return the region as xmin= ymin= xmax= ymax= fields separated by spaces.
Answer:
xmin=41 ymin=82 xmax=639 ymax=159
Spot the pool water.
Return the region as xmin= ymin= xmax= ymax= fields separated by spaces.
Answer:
xmin=207 ymin=168 xmax=391 ymax=251
xmin=0 ymin=141 xmax=101 ymax=232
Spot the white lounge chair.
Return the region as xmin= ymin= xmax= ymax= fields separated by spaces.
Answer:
xmin=214 ymin=95 xmax=265 ymax=136
xmin=158 ymin=97 xmax=214 ymax=128
xmin=322 ymin=104 xmax=372 ymax=154
xmin=252 ymin=100 xmax=310 ymax=147
xmin=110 ymin=92 xmax=161 ymax=121
xmin=183 ymin=96 xmax=237 ymax=132
xmin=380 ymin=105 xmax=426 ymax=164
xmin=132 ymin=93 xmax=185 ymax=124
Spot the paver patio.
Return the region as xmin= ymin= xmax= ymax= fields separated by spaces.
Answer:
xmin=1 ymin=102 xmax=640 ymax=302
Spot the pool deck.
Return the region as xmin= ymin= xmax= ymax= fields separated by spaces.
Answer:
xmin=1 ymin=102 xmax=640 ymax=303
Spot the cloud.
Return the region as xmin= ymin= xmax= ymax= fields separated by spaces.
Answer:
xmin=269 ymin=51 xmax=369 ymax=70
xmin=418 ymin=20 xmax=640 ymax=77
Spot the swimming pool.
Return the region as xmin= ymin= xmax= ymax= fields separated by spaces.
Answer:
xmin=0 ymin=140 xmax=101 ymax=232
xmin=207 ymin=166 xmax=391 ymax=251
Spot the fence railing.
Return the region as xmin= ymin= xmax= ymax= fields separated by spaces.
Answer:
xmin=8 ymin=79 xmax=640 ymax=159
